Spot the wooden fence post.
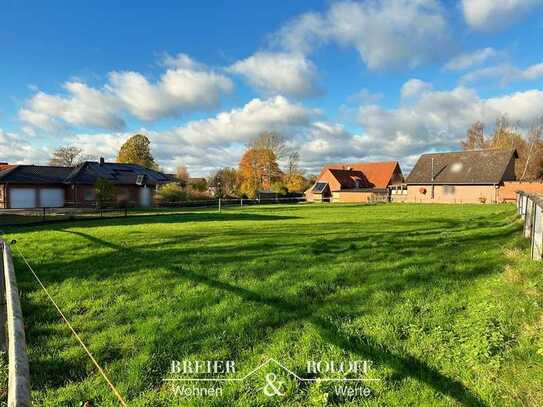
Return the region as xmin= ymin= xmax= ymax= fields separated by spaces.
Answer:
xmin=1 ymin=241 xmax=31 ymax=406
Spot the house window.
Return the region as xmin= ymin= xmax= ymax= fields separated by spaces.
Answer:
xmin=84 ymin=190 xmax=96 ymax=201
xmin=443 ymin=185 xmax=455 ymax=195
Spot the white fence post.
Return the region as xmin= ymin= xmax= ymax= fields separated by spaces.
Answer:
xmin=524 ymin=197 xmax=534 ymax=238
xmin=532 ymin=203 xmax=543 ymax=260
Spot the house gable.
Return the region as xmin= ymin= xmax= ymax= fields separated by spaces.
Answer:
xmin=322 ymin=161 xmax=402 ymax=189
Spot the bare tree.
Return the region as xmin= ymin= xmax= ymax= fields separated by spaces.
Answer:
xmin=49 ymin=146 xmax=87 ymax=167
xmin=521 ymin=117 xmax=543 ymax=181
xmin=176 ymin=165 xmax=190 ymax=187
xmin=249 ymin=131 xmax=289 ymax=160
xmin=461 ymin=121 xmax=486 ymax=150
xmin=249 ymin=131 xmax=289 ymax=188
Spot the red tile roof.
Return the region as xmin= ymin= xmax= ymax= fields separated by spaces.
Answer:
xmin=323 ymin=161 xmax=400 ymax=188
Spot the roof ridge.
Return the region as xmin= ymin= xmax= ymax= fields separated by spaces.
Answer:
xmin=63 ymin=162 xmax=88 ymax=183
xmin=0 ymin=164 xmax=20 ymax=179
xmin=422 ymin=148 xmax=514 ymax=156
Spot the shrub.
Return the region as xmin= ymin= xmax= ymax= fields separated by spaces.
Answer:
xmin=155 ymin=183 xmax=187 ymax=205
xmin=95 ymin=177 xmax=116 ymax=208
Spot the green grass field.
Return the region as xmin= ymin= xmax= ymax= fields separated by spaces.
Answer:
xmin=3 ymin=203 xmax=543 ymax=406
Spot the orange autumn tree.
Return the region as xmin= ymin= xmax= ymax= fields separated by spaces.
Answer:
xmin=238 ymin=148 xmax=282 ymax=198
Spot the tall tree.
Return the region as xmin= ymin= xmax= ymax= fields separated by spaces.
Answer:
xmin=462 ymin=115 xmax=543 ymax=181
xmin=520 ymin=118 xmax=543 ymax=181
xmin=238 ymin=148 xmax=264 ymax=198
xmin=176 ymin=165 xmax=190 ymax=187
xmin=209 ymin=167 xmax=239 ymax=198
xmin=250 ymin=131 xmax=289 ymax=159
xmin=487 ymin=116 xmax=522 ymax=150
xmin=49 ymin=146 xmax=87 ymax=167
xmin=487 ymin=116 xmax=528 ymax=178
xmin=117 ymin=134 xmax=158 ymax=169
xmin=461 ymin=121 xmax=486 ymax=150
xmin=237 ymin=148 xmax=281 ymax=198
xmin=249 ymin=132 xmax=288 ymax=187
xmin=283 ymin=151 xmax=306 ymax=192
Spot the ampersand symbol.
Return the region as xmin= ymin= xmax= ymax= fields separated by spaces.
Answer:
xmin=262 ymin=373 xmax=285 ymax=397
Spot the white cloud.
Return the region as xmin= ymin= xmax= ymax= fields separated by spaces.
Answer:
xmin=462 ymin=0 xmax=543 ymax=31
xmin=460 ymin=61 xmax=543 ymax=85
xmin=71 ymin=132 xmax=128 ymax=160
xmin=109 ymin=54 xmax=233 ymax=121
xmin=347 ymin=89 xmax=384 ymax=105
xmin=356 ymin=85 xmax=543 ymax=160
xmin=67 ymin=97 xmax=315 ymax=174
xmin=0 ymin=129 xmax=49 ymax=164
xmin=274 ymin=0 xmax=452 ymax=69
xmin=19 ymin=53 xmax=234 ymax=132
xmin=162 ymin=96 xmax=316 ymax=147
xmin=19 ymin=82 xmax=124 ymax=131
xmin=444 ymin=47 xmax=497 ymax=70
xmin=229 ymin=52 xmax=320 ymax=98
xmin=15 ymin=84 xmax=543 ymax=177
xmin=401 ymin=79 xmax=433 ymax=99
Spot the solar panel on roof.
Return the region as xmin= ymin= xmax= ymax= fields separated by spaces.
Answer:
xmin=312 ymin=182 xmax=328 ymax=193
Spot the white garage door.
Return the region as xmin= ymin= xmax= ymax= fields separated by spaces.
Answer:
xmin=40 ymin=188 xmax=64 ymax=208
xmin=10 ymin=188 xmax=37 ymax=209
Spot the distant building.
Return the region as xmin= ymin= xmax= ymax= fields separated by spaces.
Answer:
xmin=405 ymin=149 xmax=523 ymax=203
xmin=0 ymin=158 xmax=170 ymax=208
xmin=305 ymin=161 xmax=403 ymax=203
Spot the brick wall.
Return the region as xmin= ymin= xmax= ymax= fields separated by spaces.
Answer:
xmin=500 ymin=182 xmax=543 ymax=202
xmin=67 ymin=184 xmax=149 ymax=207
xmin=332 ymin=191 xmax=388 ymax=203
xmin=407 ymin=184 xmax=498 ymax=203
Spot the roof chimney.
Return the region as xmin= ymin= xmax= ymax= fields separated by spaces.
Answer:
xmin=99 ymin=157 xmax=105 ymax=166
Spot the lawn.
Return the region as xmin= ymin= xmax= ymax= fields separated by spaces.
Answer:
xmin=3 ymin=203 xmax=543 ymax=406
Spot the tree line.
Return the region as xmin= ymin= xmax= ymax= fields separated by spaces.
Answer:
xmin=460 ymin=116 xmax=543 ymax=181
xmin=47 ymin=132 xmax=314 ymax=203
xmin=158 ymin=132 xmax=314 ymax=203
xmin=48 ymin=134 xmax=158 ymax=169
xmin=48 ymin=114 xmax=543 ymax=205
xmin=212 ymin=131 xmax=309 ymax=199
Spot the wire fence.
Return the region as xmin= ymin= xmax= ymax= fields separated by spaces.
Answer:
xmin=516 ymin=191 xmax=543 ymax=260
xmin=0 ymin=196 xmax=308 ymax=227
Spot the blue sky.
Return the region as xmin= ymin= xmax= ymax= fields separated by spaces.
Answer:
xmin=1 ymin=0 xmax=543 ymax=175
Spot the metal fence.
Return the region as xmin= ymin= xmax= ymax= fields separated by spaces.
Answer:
xmin=516 ymin=191 xmax=543 ymax=260
xmin=0 ymin=196 xmax=308 ymax=227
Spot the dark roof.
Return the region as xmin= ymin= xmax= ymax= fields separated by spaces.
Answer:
xmin=0 ymin=165 xmax=73 ymax=184
xmin=406 ymin=149 xmax=518 ymax=185
xmin=188 ymin=177 xmax=207 ymax=184
xmin=0 ymin=161 xmax=170 ymax=185
xmin=327 ymin=169 xmax=370 ymax=189
xmin=65 ymin=162 xmax=171 ymax=185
